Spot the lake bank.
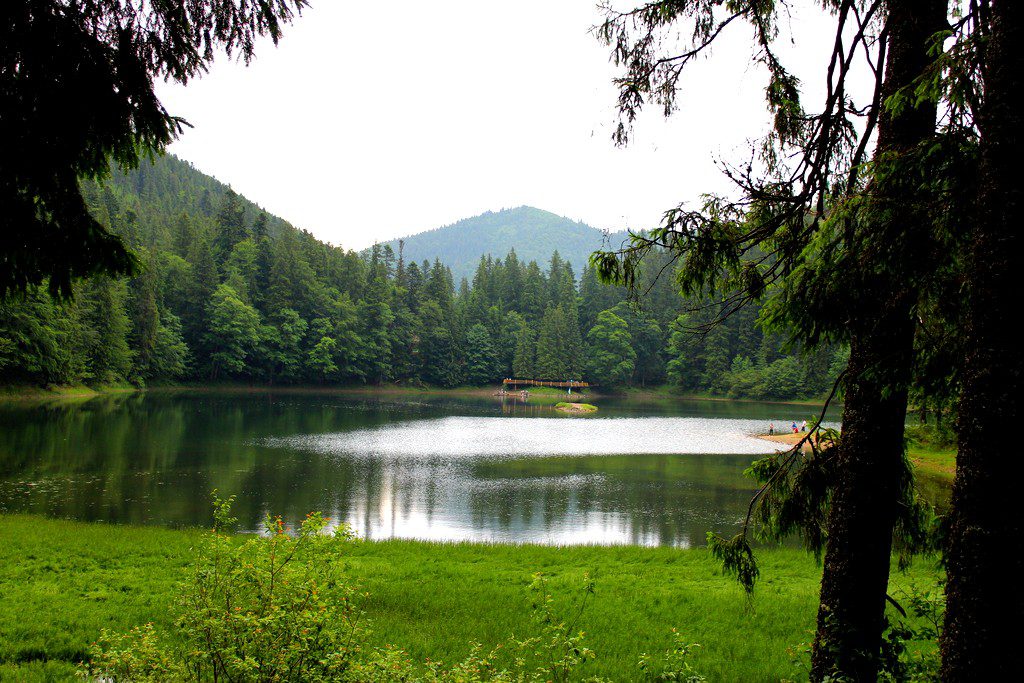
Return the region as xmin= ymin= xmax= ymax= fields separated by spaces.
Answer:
xmin=0 ymin=383 xmax=138 ymax=402
xmin=0 ymin=381 xmax=831 ymax=407
xmin=756 ymin=431 xmax=956 ymax=483
xmin=0 ymin=514 xmax=943 ymax=682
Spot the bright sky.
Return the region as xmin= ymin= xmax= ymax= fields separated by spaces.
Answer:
xmin=157 ymin=1 xmax=843 ymax=251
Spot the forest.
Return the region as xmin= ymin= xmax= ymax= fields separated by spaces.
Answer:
xmin=4 ymin=0 xmax=1022 ymax=680
xmin=0 ymin=154 xmax=841 ymax=399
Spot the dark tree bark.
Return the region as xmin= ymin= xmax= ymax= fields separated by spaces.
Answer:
xmin=810 ymin=0 xmax=947 ymax=679
xmin=942 ymin=1 xmax=1024 ymax=678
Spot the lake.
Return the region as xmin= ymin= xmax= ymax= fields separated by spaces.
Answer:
xmin=0 ymin=390 xmax=838 ymax=547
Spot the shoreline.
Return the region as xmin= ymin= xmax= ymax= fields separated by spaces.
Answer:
xmin=755 ymin=431 xmax=956 ymax=482
xmin=0 ymin=381 xmax=836 ymax=408
xmin=0 ymin=383 xmax=138 ymax=402
xmin=755 ymin=431 xmax=816 ymax=452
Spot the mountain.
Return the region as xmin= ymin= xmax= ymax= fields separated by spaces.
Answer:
xmin=383 ymin=207 xmax=629 ymax=282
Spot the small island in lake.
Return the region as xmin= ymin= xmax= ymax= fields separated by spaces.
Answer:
xmin=554 ymin=402 xmax=598 ymax=414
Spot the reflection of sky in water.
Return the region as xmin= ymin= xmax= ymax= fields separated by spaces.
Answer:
xmin=254 ymin=469 xmax=709 ymax=547
xmin=251 ymin=416 xmax=825 ymax=547
xmin=1 ymin=393 xmax=844 ymax=548
xmin=264 ymin=416 xmax=806 ymax=458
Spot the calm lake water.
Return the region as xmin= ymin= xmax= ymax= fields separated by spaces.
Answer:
xmin=0 ymin=391 xmax=840 ymax=547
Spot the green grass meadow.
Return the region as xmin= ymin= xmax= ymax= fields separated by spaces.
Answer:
xmin=0 ymin=515 xmax=944 ymax=682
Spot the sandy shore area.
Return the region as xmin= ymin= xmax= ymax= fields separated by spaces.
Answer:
xmin=756 ymin=431 xmax=816 ymax=451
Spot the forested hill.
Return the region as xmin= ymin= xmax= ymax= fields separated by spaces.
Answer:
xmin=103 ymin=153 xmax=294 ymax=240
xmin=383 ymin=207 xmax=629 ymax=282
xmin=2 ymin=150 xmax=844 ymax=400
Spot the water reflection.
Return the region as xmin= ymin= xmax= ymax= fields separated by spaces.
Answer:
xmin=267 ymin=416 xmax=784 ymax=458
xmin=1 ymin=391 xmax=835 ymax=546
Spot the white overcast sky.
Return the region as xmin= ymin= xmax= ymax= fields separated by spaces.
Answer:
xmin=156 ymin=1 xmax=844 ymax=251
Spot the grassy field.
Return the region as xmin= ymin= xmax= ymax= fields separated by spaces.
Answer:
xmin=0 ymin=515 xmax=943 ymax=682
xmin=903 ymin=424 xmax=957 ymax=482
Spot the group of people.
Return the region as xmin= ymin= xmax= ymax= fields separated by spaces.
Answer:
xmin=767 ymin=420 xmax=807 ymax=436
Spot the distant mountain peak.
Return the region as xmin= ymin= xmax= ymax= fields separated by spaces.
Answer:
xmin=384 ymin=207 xmax=626 ymax=280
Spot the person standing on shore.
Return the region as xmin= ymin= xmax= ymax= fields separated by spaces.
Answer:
xmin=801 ymin=420 xmax=808 ymax=432
xmin=769 ymin=423 xmax=775 ymax=436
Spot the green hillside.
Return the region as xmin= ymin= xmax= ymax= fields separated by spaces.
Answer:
xmin=2 ymin=151 xmax=841 ymax=400
xmin=103 ymin=153 xmax=294 ymax=241
xmin=384 ymin=207 xmax=629 ymax=282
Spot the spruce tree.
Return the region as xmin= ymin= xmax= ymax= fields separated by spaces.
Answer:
xmin=1 ymin=0 xmax=306 ymax=296
xmin=535 ymin=306 xmax=569 ymax=380
xmin=464 ymin=323 xmax=499 ymax=385
xmin=512 ymin=321 xmax=536 ymax=379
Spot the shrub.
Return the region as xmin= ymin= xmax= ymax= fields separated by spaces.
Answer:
xmin=83 ymin=496 xmax=704 ymax=682
xmin=83 ymin=494 xmax=365 ymax=682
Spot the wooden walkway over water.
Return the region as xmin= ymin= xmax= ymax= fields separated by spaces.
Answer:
xmin=502 ymin=378 xmax=591 ymax=389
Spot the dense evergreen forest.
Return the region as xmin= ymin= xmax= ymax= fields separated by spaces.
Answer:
xmin=0 ymin=154 xmax=842 ymax=398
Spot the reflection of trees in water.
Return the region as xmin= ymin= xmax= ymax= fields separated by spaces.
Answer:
xmin=463 ymin=454 xmax=758 ymax=547
xmin=2 ymin=394 xmax=763 ymax=545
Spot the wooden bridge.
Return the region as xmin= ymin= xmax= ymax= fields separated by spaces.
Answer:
xmin=502 ymin=378 xmax=591 ymax=389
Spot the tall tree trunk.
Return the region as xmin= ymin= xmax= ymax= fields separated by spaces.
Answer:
xmin=810 ymin=0 xmax=946 ymax=679
xmin=941 ymin=1 xmax=1024 ymax=677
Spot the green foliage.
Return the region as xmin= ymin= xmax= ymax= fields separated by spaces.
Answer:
xmin=307 ymin=336 xmax=339 ymax=382
xmin=79 ymin=276 xmax=133 ymax=383
xmin=585 ymin=309 xmax=636 ymax=386
xmin=638 ymin=629 xmax=706 ymax=683
xmin=205 ymin=284 xmax=262 ymax=380
xmin=2 ymin=154 xmax=827 ymax=397
xmin=512 ymin=322 xmax=536 ymax=379
xmin=84 ymin=623 xmax=179 ymax=683
xmin=788 ymin=583 xmax=944 ymax=682
xmin=1 ymin=514 xmax=943 ymax=682
xmin=711 ymin=427 xmax=940 ymax=597
xmin=706 ymin=533 xmax=760 ymax=597
xmin=150 ymin=311 xmax=190 ymax=381
xmin=79 ymin=498 xmax=706 ymax=682
xmin=535 ymin=306 xmax=576 ymax=380
xmin=0 ymin=0 xmax=306 ymax=296
xmin=464 ymin=324 xmax=499 ymax=385
xmin=904 ymin=423 xmax=956 ymax=452
xmin=85 ymin=498 xmax=364 ymax=682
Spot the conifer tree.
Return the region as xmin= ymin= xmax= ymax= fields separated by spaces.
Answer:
xmin=1 ymin=0 xmax=307 ymax=296
xmin=535 ymin=306 xmax=569 ymax=380
xmin=127 ymin=253 xmax=161 ymax=383
xmin=464 ymin=323 xmax=499 ymax=385
xmin=80 ymin=275 xmax=132 ymax=383
xmin=512 ymin=321 xmax=536 ymax=379
xmin=213 ymin=190 xmax=248 ymax=263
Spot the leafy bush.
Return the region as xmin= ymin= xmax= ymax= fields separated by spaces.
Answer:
xmin=905 ymin=423 xmax=956 ymax=451
xmin=83 ymin=495 xmax=365 ymax=682
xmin=83 ymin=495 xmax=704 ymax=682
xmin=638 ymin=629 xmax=706 ymax=682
